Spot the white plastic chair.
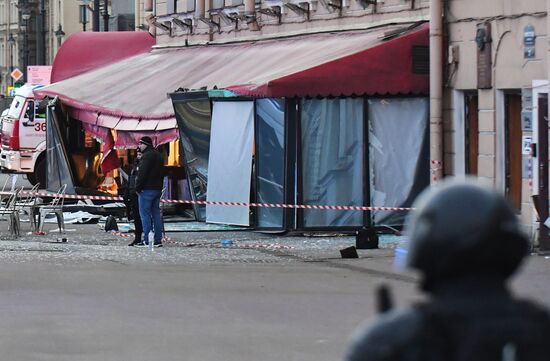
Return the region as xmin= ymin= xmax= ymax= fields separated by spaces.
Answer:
xmin=0 ymin=174 xmax=14 ymax=206
xmin=36 ymin=184 xmax=67 ymax=234
xmin=15 ymin=183 xmax=40 ymax=232
xmin=0 ymin=188 xmax=21 ymax=236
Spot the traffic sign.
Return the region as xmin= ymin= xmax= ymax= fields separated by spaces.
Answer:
xmin=10 ymin=68 xmax=23 ymax=82
xmin=27 ymin=65 xmax=52 ymax=84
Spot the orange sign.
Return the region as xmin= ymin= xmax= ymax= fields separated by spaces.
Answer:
xmin=10 ymin=68 xmax=23 ymax=81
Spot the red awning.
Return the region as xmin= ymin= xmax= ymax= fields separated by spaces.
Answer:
xmin=51 ymin=32 xmax=155 ymax=83
xmin=36 ymin=22 xmax=428 ymax=126
xmin=114 ymin=129 xmax=179 ymax=149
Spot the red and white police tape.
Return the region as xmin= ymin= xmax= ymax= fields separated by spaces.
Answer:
xmin=20 ymin=191 xmax=414 ymax=212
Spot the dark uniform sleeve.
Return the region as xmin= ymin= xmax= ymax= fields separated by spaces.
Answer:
xmin=344 ymin=309 xmax=425 ymax=361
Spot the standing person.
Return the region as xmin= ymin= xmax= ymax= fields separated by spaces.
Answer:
xmin=126 ymin=148 xmax=143 ymax=246
xmin=134 ymin=136 xmax=164 ymax=248
xmin=344 ymin=179 xmax=550 ymax=361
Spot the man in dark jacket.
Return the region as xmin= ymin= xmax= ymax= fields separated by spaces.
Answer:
xmin=125 ymin=149 xmax=143 ymax=246
xmin=344 ymin=180 xmax=550 ymax=361
xmin=134 ymin=136 xmax=164 ymax=247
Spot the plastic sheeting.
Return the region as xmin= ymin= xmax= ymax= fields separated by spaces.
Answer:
xmin=368 ymin=98 xmax=429 ymax=226
xmin=206 ymin=101 xmax=254 ymax=226
xmin=255 ymin=99 xmax=285 ymax=228
xmin=46 ymin=104 xmax=76 ymax=193
xmin=171 ymin=93 xmax=212 ymax=221
xmin=301 ymin=99 xmax=364 ymax=227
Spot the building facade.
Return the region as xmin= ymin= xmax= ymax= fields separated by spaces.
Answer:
xmin=149 ymin=0 xmax=430 ymax=43
xmin=34 ymin=0 xmax=433 ymax=232
xmin=443 ymin=0 xmax=547 ymax=241
xmin=144 ymin=0 xmax=549 ymax=238
xmin=0 ymin=0 xmax=138 ymax=95
xmin=0 ymin=0 xmax=81 ymax=93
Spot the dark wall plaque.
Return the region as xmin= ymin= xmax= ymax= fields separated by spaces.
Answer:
xmin=476 ymin=22 xmax=492 ymax=89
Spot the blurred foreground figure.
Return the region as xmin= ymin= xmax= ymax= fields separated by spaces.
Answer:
xmin=344 ymin=179 xmax=550 ymax=361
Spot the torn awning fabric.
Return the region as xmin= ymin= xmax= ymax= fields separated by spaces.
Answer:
xmin=81 ymin=123 xmax=120 ymax=174
xmin=68 ymin=108 xmax=178 ymax=149
xmin=114 ymin=129 xmax=179 ymax=149
xmin=34 ymin=22 xmax=429 ymax=130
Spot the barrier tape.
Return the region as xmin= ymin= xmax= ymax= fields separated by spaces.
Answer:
xmin=110 ymin=231 xmax=172 ymax=242
xmin=21 ymin=191 xmax=414 ymax=212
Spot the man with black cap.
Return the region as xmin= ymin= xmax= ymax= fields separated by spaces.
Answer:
xmin=134 ymin=136 xmax=165 ymax=247
xmin=343 ymin=179 xmax=550 ymax=361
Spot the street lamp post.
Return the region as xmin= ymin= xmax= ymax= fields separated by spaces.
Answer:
xmin=8 ymin=33 xmax=16 ymax=86
xmin=103 ymin=0 xmax=109 ymax=31
xmin=80 ymin=1 xmax=91 ymax=31
xmin=93 ymin=0 xmax=100 ymax=31
xmin=37 ymin=0 xmax=46 ymax=65
xmin=21 ymin=8 xmax=31 ymax=83
xmin=54 ymin=24 xmax=66 ymax=48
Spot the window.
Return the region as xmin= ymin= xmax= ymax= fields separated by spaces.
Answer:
xmin=10 ymin=0 xmax=17 ymax=21
xmin=368 ymin=98 xmax=429 ymax=226
xmin=0 ymin=44 xmax=4 ymax=71
xmin=465 ymin=94 xmax=479 ymax=175
xmin=255 ymin=99 xmax=285 ymax=229
xmin=167 ymin=0 xmax=176 ymax=14
xmin=211 ymin=0 xmax=224 ymax=10
xmin=177 ymin=0 xmax=195 ymax=13
xmin=505 ymin=93 xmax=522 ymax=210
xmin=0 ymin=2 xmax=5 ymax=23
xmin=8 ymin=95 xmax=26 ymax=118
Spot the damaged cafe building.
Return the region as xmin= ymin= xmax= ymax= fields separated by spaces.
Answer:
xmin=34 ymin=0 xmax=432 ymax=232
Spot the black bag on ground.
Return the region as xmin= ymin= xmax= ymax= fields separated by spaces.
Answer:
xmin=104 ymin=215 xmax=118 ymax=232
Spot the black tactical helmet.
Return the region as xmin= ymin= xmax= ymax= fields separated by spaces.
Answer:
xmin=405 ymin=179 xmax=529 ymax=290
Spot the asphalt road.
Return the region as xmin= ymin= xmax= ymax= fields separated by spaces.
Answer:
xmin=0 ymin=172 xmax=33 ymax=190
xmin=0 ymin=225 xmax=413 ymax=361
xmin=0 ymin=222 xmax=547 ymax=361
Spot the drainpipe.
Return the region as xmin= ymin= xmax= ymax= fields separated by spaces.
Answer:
xmin=430 ymin=0 xmax=444 ymax=183
xmin=196 ymin=0 xmax=205 ymax=19
xmin=543 ymin=0 xmax=550 ymax=252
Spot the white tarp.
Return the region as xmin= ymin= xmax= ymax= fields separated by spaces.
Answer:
xmin=206 ymin=101 xmax=254 ymax=226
